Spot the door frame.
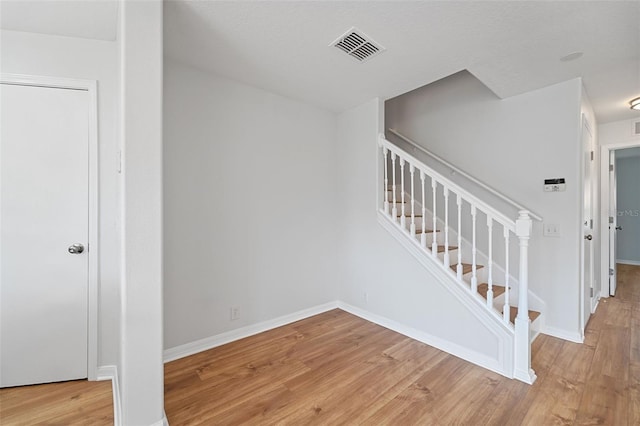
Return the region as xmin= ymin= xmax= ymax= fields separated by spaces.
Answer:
xmin=599 ymin=137 xmax=640 ymax=300
xmin=1 ymin=73 xmax=99 ymax=381
xmin=579 ymin=114 xmax=595 ymax=335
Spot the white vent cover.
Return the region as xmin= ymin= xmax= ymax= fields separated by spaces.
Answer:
xmin=331 ymin=27 xmax=385 ymax=62
xmin=634 ymin=120 xmax=640 ymax=136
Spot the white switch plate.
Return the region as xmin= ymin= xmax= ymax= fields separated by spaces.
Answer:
xmin=543 ymin=223 xmax=561 ymax=237
xmin=544 ymin=183 xmax=566 ymax=192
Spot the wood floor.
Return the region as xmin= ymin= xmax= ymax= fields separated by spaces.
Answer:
xmin=0 ymin=379 xmax=113 ymax=425
xmin=165 ymin=264 xmax=640 ymax=425
xmin=1 ymin=264 xmax=638 ymax=425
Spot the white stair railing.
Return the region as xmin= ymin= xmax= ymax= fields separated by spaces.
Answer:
xmin=378 ymin=134 xmax=536 ymax=384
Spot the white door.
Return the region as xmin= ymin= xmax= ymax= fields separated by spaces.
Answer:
xmin=581 ymin=116 xmax=594 ymax=330
xmin=1 ymin=83 xmax=89 ymax=387
xmin=609 ymin=151 xmax=618 ymax=296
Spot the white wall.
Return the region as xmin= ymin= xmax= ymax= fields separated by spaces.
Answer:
xmin=600 ymin=118 xmax=640 ymax=147
xmin=0 ymin=30 xmax=121 ymax=367
xmin=163 ymin=59 xmax=340 ymax=350
xmin=337 ymin=98 xmax=504 ymax=365
xmin=384 ymin=71 xmax=583 ymax=339
xmin=119 ymin=1 xmax=165 ymax=424
xmin=615 ymin=149 xmax=640 ymax=264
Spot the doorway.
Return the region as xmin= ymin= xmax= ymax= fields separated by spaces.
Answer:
xmin=600 ymin=139 xmax=640 ymax=299
xmin=0 ymin=74 xmax=99 ymax=386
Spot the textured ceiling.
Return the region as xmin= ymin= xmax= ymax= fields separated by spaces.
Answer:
xmin=164 ymin=1 xmax=640 ymax=123
xmin=2 ymin=1 xmax=638 ymax=123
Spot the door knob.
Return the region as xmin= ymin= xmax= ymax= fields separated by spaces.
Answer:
xmin=615 ymin=225 xmax=622 ymax=230
xmin=68 ymin=243 xmax=85 ymax=254
xmin=584 ymin=235 xmax=592 ymax=241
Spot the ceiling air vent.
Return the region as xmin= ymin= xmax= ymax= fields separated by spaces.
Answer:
xmin=331 ymin=27 xmax=385 ymax=62
xmin=634 ymin=120 xmax=640 ymax=136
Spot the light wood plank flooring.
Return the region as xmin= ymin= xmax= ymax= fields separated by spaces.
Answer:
xmin=1 ymin=264 xmax=637 ymax=425
xmin=164 ymin=264 xmax=640 ymax=425
xmin=0 ymin=379 xmax=113 ymax=425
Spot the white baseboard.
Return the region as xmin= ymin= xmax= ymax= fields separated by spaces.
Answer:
xmin=163 ymin=301 xmax=339 ymax=363
xmin=617 ymin=259 xmax=640 ymax=266
xmin=337 ymin=301 xmax=509 ymax=379
xmin=150 ymin=412 xmax=169 ymax=426
xmin=540 ymin=326 xmax=583 ymax=343
xmin=97 ymin=365 xmax=121 ymax=426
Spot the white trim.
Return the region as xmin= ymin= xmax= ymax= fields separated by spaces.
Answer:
xmin=600 ymin=140 xmax=640 ymax=299
xmin=150 ymin=413 xmax=169 ymax=426
xmin=1 ymin=73 xmax=100 ymax=381
xmin=540 ymin=326 xmax=583 ymax=344
xmin=617 ymin=259 xmax=640 ymax=266
xmin=376 ymin=211 xmax=516 ymax=379
xmin=378 ymin=212 xmax=513 ymax=332
xmin=579 ymin=113 xmax=596 ymax=336
xmin=380 ymin=135 xmax=517 ymax=231
xmin=337 ymin=301 xmax=508 ymax=378
xmin=97 ymin=365 xmax=122 ymax=426
xmin=163 ymin=302 xmax=339 ymax=363
xmin=387 ymin=129 xmax=542 ymax=221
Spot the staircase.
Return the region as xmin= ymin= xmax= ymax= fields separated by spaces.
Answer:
xmin=377 ymin=133 xmax=542 ymax=384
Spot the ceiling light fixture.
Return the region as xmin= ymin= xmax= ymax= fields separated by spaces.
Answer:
xmin=630 ymin=97 xmax=640 ymax=110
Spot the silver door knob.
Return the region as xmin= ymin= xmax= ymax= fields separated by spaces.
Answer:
xmin=584 ymin=235 xmax=592 ymax=241
xmin=68 ymin=243 xmax=84 ymax=254
xmin=615 ymin=225 xmax=622 ymax=230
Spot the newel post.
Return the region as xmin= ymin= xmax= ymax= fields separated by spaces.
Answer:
xmin=514 ymin=210 xmax=536 ymax=384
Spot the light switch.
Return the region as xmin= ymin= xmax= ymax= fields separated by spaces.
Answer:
xmin=543 ymin=223 xmax=561 ymax=237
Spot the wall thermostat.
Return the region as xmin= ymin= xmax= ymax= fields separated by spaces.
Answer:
xmin=544 ymin=178 xmax=566 ymax=192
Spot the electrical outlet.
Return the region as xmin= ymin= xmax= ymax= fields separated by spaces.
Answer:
xmin=230 ymin=306 xmax=240 ymax=321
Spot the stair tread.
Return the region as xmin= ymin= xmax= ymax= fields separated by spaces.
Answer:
xmin=436 ymin=245 xmax=458 ymax=253
xmin=477 ymin=283 xmax=507 ymax=299
xmin=415 ymin=228 xmax=440 ymax=233
xmin=450 ymin=263 xmax=484 ymax=275
xmin=504 ymin=306 xmax=541 ymax=324
xmin=397 ymin=213 xmax=424 ymax=217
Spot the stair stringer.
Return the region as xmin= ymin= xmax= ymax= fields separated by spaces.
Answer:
xmin=399 ymin=191 xmax=546 ymax=316
xmin=377 ymin=210 xmax=516 ymax=379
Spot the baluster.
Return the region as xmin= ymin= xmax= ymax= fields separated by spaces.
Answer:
xmin=391 ymin=152 xmax=397 ymax=220
xmin=383 ymin=147 xmax=389 ymax=215
xmin=400 ymin=158 xmax=406 ymax=228
xmin=471 ymin=205 xmax=478 ymax=293
xmin=431 ymin=179 xmax=438 ymax=256
xmin=410 ymin=165 xmax=416 ymax=235
xmin=443 ymin=187 xmax=450 ymax=267
xmin=456 ymin=195 xmax=462 ymax=280
xmin=503 ymin=227 xmax=510 ymax=324
xmin=486 ymin=216 xmax=494 ymax=308
xmin=420 ymin=171 xmax=427 ymax=247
